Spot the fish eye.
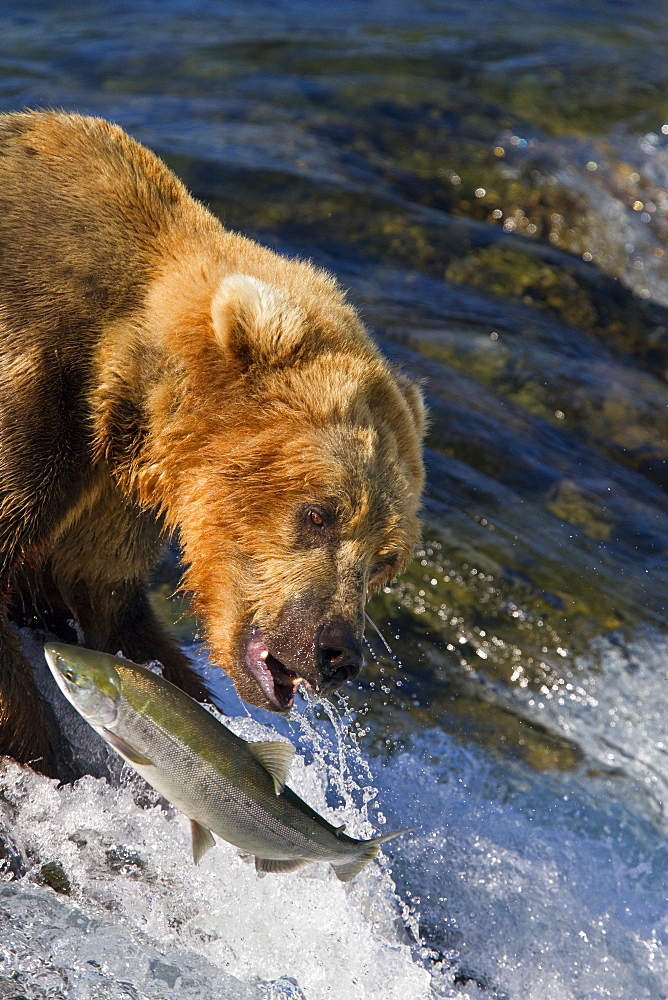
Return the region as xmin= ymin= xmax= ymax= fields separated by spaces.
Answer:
xmin=63 ymin=669 xmax=76 ymax=682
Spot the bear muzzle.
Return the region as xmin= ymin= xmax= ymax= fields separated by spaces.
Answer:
xmin=243 ymin=621 xmax=363 ymax=712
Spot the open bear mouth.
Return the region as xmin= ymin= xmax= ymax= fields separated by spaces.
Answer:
xmin=244 ymin=628 xmax=308 ymax=711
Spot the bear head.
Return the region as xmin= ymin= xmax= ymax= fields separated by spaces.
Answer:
xmin=142 ymin=265 xmax=426 ymax=712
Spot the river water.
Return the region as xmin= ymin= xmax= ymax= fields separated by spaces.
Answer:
xmin=1 ymin=1 xmax=668 ymax=997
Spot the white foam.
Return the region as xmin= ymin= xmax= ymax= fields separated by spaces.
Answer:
xmin=0 ymin=749 xmax=430 ymax=1000
xmin=8 ymin=629 xmax=668 ymax=998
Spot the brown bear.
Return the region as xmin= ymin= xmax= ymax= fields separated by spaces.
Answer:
xmin=0 ymin=110 xmax=425 ymax=777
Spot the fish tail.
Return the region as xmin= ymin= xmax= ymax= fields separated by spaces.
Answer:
xmin=332 ymin=827 xmax=413 ymax=883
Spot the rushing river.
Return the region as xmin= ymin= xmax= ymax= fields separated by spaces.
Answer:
xmin=1 ymin=1 xmax=668 ymax=997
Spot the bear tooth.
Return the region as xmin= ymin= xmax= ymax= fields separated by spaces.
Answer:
xmin=259 ymin=650 xmax=269 ymax=661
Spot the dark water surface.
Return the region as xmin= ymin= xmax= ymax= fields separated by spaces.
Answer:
xmin=2 ymin=2 xmax=668 ymax=998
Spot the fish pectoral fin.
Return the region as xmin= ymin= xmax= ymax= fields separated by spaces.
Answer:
xmin=332 ymin=845 xmax=380 ymax=883
xmin=101 ymin=728 xmax=154 ymax=767
xmin=190 ymin=820 xmax=216 ymax=865
xmin=333 ymin=828 xmax=413 ymax=883
xmin=247 ymin=740 xmax=295 ymax=794
xmin=254 ymin=856 xmax=310 ymax=875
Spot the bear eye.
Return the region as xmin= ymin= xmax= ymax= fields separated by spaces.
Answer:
xmin=297 ymin=502 xmax=336 ymax=545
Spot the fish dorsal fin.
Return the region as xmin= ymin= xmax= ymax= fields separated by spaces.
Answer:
xmin=247 ymin=740 xmax=295 ymax=794
xmin=190 ymin=819 xmax=216 ymax=865
xmin=336 ymin=823 xmax=346 ymax=834
xmin=255 ymin=856 xmax=309 ymax=875
xmin=101 ymin=728 xmax=154 ymax=767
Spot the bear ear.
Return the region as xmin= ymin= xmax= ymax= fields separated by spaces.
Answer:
xmin=211 ymin=273 xmax=308 ymax=369
xmin=395 ymin=372 xmax=428 ymax=440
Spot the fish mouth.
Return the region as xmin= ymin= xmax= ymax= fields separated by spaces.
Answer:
xmin=244 ymin=628 xmax=310 ymax=712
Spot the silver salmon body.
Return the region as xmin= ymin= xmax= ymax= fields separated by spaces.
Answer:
xmin=44 ymin=642 xmax=406 ymax=880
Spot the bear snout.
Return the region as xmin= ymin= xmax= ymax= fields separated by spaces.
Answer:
xmin=316 ymin=621 xmax=363 ymax=688
xmin=240 ymin=614 xmax=364 ymax=712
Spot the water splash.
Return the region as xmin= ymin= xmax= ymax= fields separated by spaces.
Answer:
xmin=0 ymin=746 xmax=430 ymax=1000
xmin=287 ymin=693 xmax=379 ymax=840
xmin=0 ymin=632 xmax=430 ymax=1000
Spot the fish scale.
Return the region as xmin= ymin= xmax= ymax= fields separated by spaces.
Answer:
xmin=111 ymin=666 xmax=353 ymax=860
xmin=44 ymin=642 xmax=409 ymax=880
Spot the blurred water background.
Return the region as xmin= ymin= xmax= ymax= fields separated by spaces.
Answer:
xmin=1 ymin=1 xmax=668 ymax=997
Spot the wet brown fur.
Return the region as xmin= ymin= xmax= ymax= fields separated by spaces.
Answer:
xmin=0 ymin=110 xmax=425 ymax=774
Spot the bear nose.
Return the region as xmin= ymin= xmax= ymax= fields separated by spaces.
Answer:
xmin=316 ymin=622 xmax=363 ymax=686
